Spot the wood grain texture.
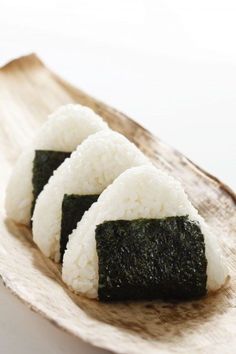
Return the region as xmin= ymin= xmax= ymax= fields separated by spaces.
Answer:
xmin=0 ymin=54 xmax=235 ymax=354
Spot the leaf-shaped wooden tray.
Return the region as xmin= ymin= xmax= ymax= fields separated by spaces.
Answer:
xmin=0 ymin=54 xmax=235 ymax=354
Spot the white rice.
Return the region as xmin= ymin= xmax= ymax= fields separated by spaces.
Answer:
xmin=32 ymin=130 xmax=150 ymax=262
xmin=5 ymin=104 xmax=108 ymax=225
xmin=62 ymin=165 xmax=228 ymax=299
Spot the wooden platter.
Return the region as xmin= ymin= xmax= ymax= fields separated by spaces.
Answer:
xmin=0 ymin=54 xmax=235 ymax=354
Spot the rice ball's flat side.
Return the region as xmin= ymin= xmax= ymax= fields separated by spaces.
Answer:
xmin=62 ymin=165 xmax=228 ymax=299
xmin=32 ymin=130 xmax=150 ymax=262
xmin=5 ymin=104 xmax=108 ymax=225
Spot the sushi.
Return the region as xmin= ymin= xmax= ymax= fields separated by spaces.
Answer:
xmin=32 ymin=130 xmax=150 ymax=262
xmin=5 ymin=104 xmax=108 ymax=225
xmin=62 ymin=165 xmax=228 ymax=301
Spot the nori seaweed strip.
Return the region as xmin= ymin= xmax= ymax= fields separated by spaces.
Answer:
xmin=95 ymin=216 xmax=207 ymax=302
xmin=60 ymin=194 xmax=99 ymax=262
xmin=31 ymin=150 xmax=71 ymax=217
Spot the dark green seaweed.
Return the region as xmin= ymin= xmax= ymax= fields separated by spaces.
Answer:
xmin=60 ymin=194 xmax=99 ymax=262
xmin=95 ymin=216 xmax=207 ymax=302
xmin=31 ymin=150 xmax=71 ymax=217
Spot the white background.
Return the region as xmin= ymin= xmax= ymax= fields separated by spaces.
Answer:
xmin=0 ymin=1 xmax=235 ymax=353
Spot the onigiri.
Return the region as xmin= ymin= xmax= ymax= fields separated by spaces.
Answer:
xmin=32 ymin=130 xmax=150 ymax=262
xmin=62 ymin=165 xmax=228 ymax=300
xmin=5 ymin=104 xmax=108 ymax=225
